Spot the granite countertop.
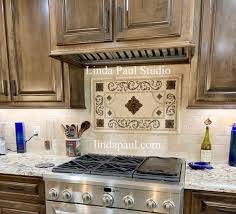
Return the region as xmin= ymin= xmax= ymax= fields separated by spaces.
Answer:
xmin=185 ymin=164 xmax=236 ymax=193
xmin=1 ymin=153 xmax=236 ymax=194
xmin=0 ymin=152 xmax=72 ymax=177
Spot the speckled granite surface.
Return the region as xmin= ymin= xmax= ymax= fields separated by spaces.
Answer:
xmin=1 ymin=153 xmax=236 ymax=194
xmin=0 ymin=152 xmax=71 ymax=177
xmin=185 ymin=164 xmax=236 ymax=193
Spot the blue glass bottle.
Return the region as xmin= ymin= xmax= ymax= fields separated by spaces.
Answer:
xmin=15 ymin=122 xmax=25 ymax=153
xmin=229 ymin=123 xmax=236 ymax=166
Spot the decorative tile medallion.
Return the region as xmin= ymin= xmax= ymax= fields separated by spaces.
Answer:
xmin=125 ymin=96 xmax=143 ymax=115
xmin=92 ymin=76 xmax=181 ymax=133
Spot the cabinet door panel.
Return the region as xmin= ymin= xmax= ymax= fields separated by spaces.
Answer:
xmin=116 ymin=0 xmax=182 ymax=41
xmin=0 ymin=0 xmax=10 ymax=103
xmin=5 ymin=0 xmax=65 ymax=105
xmin=189 ymin=0 xmax=236 ymax=108
xmin=2 ymin=208 xmax=39 ymax=214
xmin=0 ymin=200 xmax=45 ymax=214
xmin=203 ymin=204 xmax=236 ymax=214
xmin=0 ymin=174 xmax=45 ymax=204
xmin=55 ymin=0 xmax=113 ymax=45
xmin=190 ymin=191 xmax=236 ymax=214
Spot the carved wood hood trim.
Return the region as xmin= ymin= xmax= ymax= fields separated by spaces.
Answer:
xmin=50 ymin=45 xmax=194 ymax=67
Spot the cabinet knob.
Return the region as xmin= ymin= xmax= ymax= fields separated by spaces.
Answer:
xmin=2 ymin=80 xmax=8 ymax=96
xmin=10 ymin=80 xmax=17 ymax=96
xmin=104 ymin=9 xmax=110 ymax=33
xmin=117 ymin=7 xmax=123 ymax=32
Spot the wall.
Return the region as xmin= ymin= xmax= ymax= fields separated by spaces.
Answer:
xmin=0 ymin=64 xmax=235 ymax=163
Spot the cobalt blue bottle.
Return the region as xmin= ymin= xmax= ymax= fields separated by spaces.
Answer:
xmin=15 ymin=122 xmax=25 ymax=153
xmin=229 ymin=123 xmax=236 ymax=166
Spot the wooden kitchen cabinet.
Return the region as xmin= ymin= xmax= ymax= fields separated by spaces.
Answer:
xmin=49 ymin=0 xmax=199 ymax=65
xmin=116 ymin=0 xmax=182 ymax=41
xmin=0 ymin=201 xmax=45 ymax=214
xmin=54 ymin=0 xmax=182 ymax=44
xmin=0 ymin=0 xmax=85 ymax=108
xmin=5 ymin=0 xmax=67 ymax=106
xmin=55 ymin=0 xmax=113 ymax=45
xmin=184 ymin=190 xmax=236 ymax=214
xmin=189 ymin=0 xmax=236 ymax=108
xmin=0 ymin=174 xmax=46 ymax=214
xmin=0 ymin=0 xmax=10 ymax=103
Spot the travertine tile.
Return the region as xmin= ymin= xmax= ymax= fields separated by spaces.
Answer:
xmin=92 ymin=76 xmax=181 ymax=133
xmin=0 ymin=64 xmax=235 ymax=163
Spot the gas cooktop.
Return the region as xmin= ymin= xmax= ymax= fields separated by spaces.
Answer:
xmin=52 ymin=154 xmax=183 ymax=182
xmin=45 ymin=155 xmax=185 ymax=214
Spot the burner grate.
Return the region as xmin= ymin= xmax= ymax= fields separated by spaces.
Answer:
xmin=52 ymin=154 xmax=112 ymax=174
xmin=52 ymin=154 xmax=182 ymax=182
xmin=92 ymin=156 xmax=145 ymax=177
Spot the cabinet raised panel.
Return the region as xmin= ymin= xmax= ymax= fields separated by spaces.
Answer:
xmin=0 ymin=0 xmax=10 ymax=103
xmin=189 ymin=0 xmax=236 ymax=108
xmin=0 ymin=175 xmax=45 ymax=214
xmin=184 ymin=190 xmax=236 ymax=214
xmin=5 ymin=0 xmax=65 ymax=105
xmin=116 ymin=0 xmax=182 ymax=41
xmin=0 ymin=204 xmax=44 ymax=214
xmin=0 ymin=174 xmax=45 ymax=204
xmin=1 ymin=208 xmax=39 ymax=214
xmin=55 ymin=0 xmax=113 ymax=45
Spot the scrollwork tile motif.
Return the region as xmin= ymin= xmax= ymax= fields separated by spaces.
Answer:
xmin=108 ymin=119 xmax=160 ymax=130
xmin=166 ymin=94 xmax=176 ymax=116
xmin=108 ymin=80 xmax=162 ymax=92
xmin=95 ymin=95 xmax=104 ymax=116
xmin=92 ymin=76 xmax=180 ymax=133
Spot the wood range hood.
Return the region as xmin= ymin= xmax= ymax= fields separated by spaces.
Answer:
xmin=49 ymin=42 xmax=195 ymax=67
xmin=48 ymin=0 xmax=200 ymax=67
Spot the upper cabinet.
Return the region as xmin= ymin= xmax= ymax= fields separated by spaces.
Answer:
xmin=5 ymin=0 xmax=65 ymax=106
xmin=0 ymin=0 xmax=10 ymax=103
xmin=49 ymin=0 xmax=200 ymax=66
xmin=116 ymin=0 xmax=182 ymax=41
xmin=189 ymin=0 xmax=236 ymax=108
xmin=0 ymin=0 xmax=85 ymax=108
xmin=54 ymin=0 xmax=183 ymax=45
xmin=55 ymin=0 xmax=113 ymax=45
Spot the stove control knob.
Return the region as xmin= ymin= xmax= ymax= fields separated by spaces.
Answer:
xmin=62 ymin=189 xmax=72 ymax=201
xmin=123 ymin=195 xmax=134 ymax=208
xmin=82 ymin=192 xmax=92 ymax=204
xmin=102 ymin=194 xmax=114 ymax=207
xmin=163 ymin=200 xmax=175 ymax=210
xmin=146 ymin=199 xmax=157 ymax=210
xmin=48 ymin=188 xmax=59 ymax=200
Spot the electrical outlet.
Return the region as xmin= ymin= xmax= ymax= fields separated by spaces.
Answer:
xmin=32 ymin=126 xmax=40 ymax=137
xmin=44 ymin=140 xmax=51 ymax=150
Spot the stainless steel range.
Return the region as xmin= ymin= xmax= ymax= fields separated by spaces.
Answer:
xmin=44 ymin=154 xmax=185 ymax=214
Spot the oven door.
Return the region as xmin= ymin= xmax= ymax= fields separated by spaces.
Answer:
xmin=46 ymin=201 xmax=151 ymax=214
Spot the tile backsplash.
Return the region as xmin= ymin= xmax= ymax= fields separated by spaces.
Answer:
xmin=0 ymin=64 xmax=235 ymax=163
xmin=92 ymin=76 xmax=181 ymax=133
